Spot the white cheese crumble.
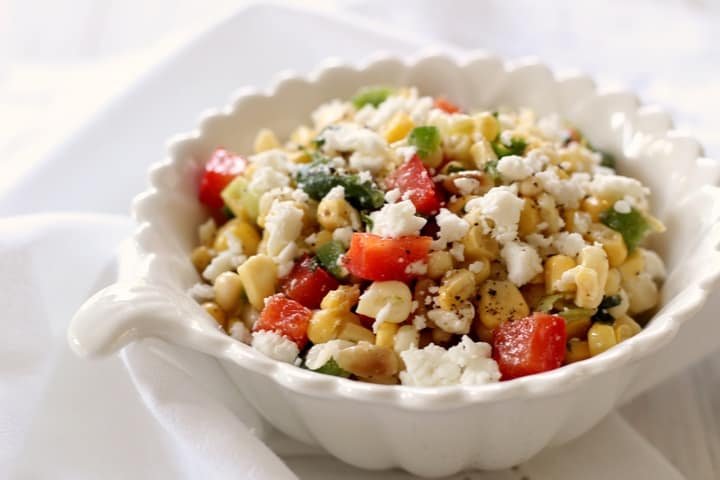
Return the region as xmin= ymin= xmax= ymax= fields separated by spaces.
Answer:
xmin=449 ymin=242 xmax=465 ymax=262
xmin=349 ymin=152 xmax=386 ymax=173
xmin=525 ymin=233 xmax=554 ymax=249
xmin=249 ymin=149 xmax=295 ymax=174
xmin=395 ymin=146 xmax=418 ymax=163
xmin=534 ymin=170 xmax=587 ymax=208
xmin=229 ymin=321 xmax=252 ymax=344
xmin=304 ymin=339 xmax=354 ymax=370
xmin=431 ymin=208 xmax=470 ymax=250
xmin=427 ymin=302 xmax=474 ymax=334
xmin=248 ymin=166 xmax=290 ymax=196
xmin=320 ymin=124 xmax=388 ymax=173
xmin=552 ymin=232 xmax=586 ymax=258
xmin=324 ymin=185 xmax=346 ymax=200
xmin=187 ymin=282 xmax=215 ymax=302
xmin=586 ymin=174 xmax=650 ymax=209
xmin=497 ymin=155 xmax=532 ymax=181
xmin=405 ymin=260 xmax=428 ymax=275
xmin=202 ymin=251 xmax=244 ymax=283
xmin=412 ymin=314 xmax=427 ymax=330
xmin=370 ymin=200 xmax=427 ymax=238
xmin=251 ymin=330 xmax=299 ymax=363
xmin=613 ymin=199 xmax=632 ymax=214
xmin=274 ymin=241 xmax=300 ymax=278
xmin=399 ymin=336 xmax=500 ymax=386
xmin=354 ymin=90 xmax=434 ymax=130
xmin=264 ymin=200 xmax=304 ymax=257
xmin=453 ymin=177 xmax=481 ymax=195
xmin=500 ymin=241 xmax=543 ymax=286
xmin=332 ymin=226 xmax=354 ymax=246
xmin=465 ymin=186 xmax=524 ymax=244
xmin=468 ymin=261 xmax=486 ymax=274
xmin=384 ymin=188 xmax=402 ymax=204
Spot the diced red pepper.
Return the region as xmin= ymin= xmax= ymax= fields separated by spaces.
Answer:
xmin=492 ymin=313 xmax=567 ymax=380
xmin=254 ymin=294 xmax=312 ymax=349
xmin=385 ymin=155 xmax=443 ymax=215
xmin=342 ymin=233 xmax=432 ymax=282
xmin=434 ymin=97 xmax=461 ymax=114
xmin=198 ymin=148 xmax=247 ymax=210
xmin=280 ymin=256 xmax=339 ymax=309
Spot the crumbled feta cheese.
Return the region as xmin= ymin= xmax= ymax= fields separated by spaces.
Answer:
xmin=465 ymin=186 xmax=524 ymax=244
xmin=251 ymin=331 xmax=299 ymax=363
xmin=449 ymin=242 xmax=465 ymax=262
xmin=468 ymin=261 xmax=486 ymax=274
xmin=321 ymin=123 xmax=387 ymax=161
xmin=432 ymin=208 xmax=470 ymax=250
xmin=613 ymin=199 xmax=632 ymax=214
xmin=230 ymin=321 xmax=252 ymax=344
xmin=399 ymin=336 xmax=500 ymax=386
xmin=412 ymin=314 xmax=427 ymax=330
xmin=264 ymin=200 xmax=304 ymax=257
xmin=384 ymin=188 xmax=402 ymax=204
xmin=291 ymin=188 xmax=310 ymax=204
xmin=304 ymin=339 xmax=355 ymax=370
xmin=572 ymin=211 xmax=592 ymax=235
xmin=586 ymin=174 xmax=650 ymax=209
xmin=552 ymin=232 xmax=586 ymax=258
xmin=534 ymin=170 xmax=587 ymax=208
xmin=357 ymin=170 xmax=373 ymax=183
xmin=524 ymin=149 xmax=549 ymax=172
xmin=349 ymin=152 xmax=386 ymax=173
xmin=497 ymin=155 xmax=533 ymax=181
xmin=370 ymin=200 xmax=427 ymax=238
xmin=525 ymin=233 xmax=553 ymax=249
xmin=354 ymin=90 xmax=433 ymax=130
xmin=405 ymin=260 xmax=428 ymax=275
xmin=453 ymin=177 xmax=481 ymax=195
xmin=536 ymin=114 xmax=566 ymax=142
xmin=187 ymin=282 xmax=215 ymax=302
xmin=332 ymin=226 xmax=354 ymax=246
xmin=202 ymin=251 xmax=244 ymax=283
xmin=324 ymin=185 xmax=345 ymax=200
xmin=249 ymin=149 xmax=295 ymax=173
xmin=225 ymin=230 xmax=244 ymax=255
xmin=274 ymin=242 xmax=300 ymax=278
xmin=198 ymin=218 xmax=217 ymax=246
xmin=500 ymin=241 xmax=543 ymax=286
xmin=395 ymin=146 xmax=418 ymax=163
xmin=248 ymin=166 xmax=290 ymax=196
xmin=427 ymin=302 xmax=474 ymax=334
xmin=499 ymin=130 xmax=513 ymax=146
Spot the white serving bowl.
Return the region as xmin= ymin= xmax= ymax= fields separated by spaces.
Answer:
xmin=69 ymin=52 xmax=720 ymax=477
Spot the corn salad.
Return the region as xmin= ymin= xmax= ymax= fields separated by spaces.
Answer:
xmin=187 ymin=86 xmax=666 ymax=386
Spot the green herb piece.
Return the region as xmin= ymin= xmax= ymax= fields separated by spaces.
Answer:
xmin=591 ymin=295 xmax=622 ymax=325
xmin=315 ymin=240 xmax=348 ymax=280
xmin=408 ymin=126 xmax=442 ymax=160
xmin=221 ymin=176 xmax=259 ymax=220
xmin=312 ymin=358 xmax=351 ymax=378
xmin=444 ymin=162 xmax=466 ymax=174
xmin=537 ymin=294 xmax=565 ymax=313
xmin=492 ymin=136 xmax=527 ymax=158
xmin=351 ymin=86 xmax=393 ymax=109
xmin=221 ymin=205 xmax=235 ymax=220
xmin=295 ymin=161 xmax=385 ymax=211
xmin=599 ymin=151 xmax=616 ymax=169
xmin=600 ymin=207 xmax=650 ymax=251
xmin=558 ymin=307 xmax=597 ymax=322
xmin=360 ymin=211 xmax=374 ymax=230
xmin=483 ymin=160 xmax=502 ymax=182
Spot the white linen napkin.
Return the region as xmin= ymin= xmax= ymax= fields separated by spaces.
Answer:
xmin=0 ymin=213 xmax=684 ymax=479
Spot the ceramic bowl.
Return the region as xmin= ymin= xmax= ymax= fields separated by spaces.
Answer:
xmin=69 ymin=51 xmax=720 ymax=477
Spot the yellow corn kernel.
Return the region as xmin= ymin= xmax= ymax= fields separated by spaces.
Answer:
xmin=320 ymin=285 xmax=360 ymax=311
xmin=618 ymin=249 xmax=645 ymax=283
xmin=462 ymin=226 xmax=500 ymax=261
xmin=614 ymin=315 xmax=642 ymax=343
xmin=431 ymin=327 xmax=453 ymax=345
xmin=190 ymin=246 xmax=213 ymax=273
xmin=563 ymin=208 xmax=577 ymax=232
xmin=316 ymin=197 xmax=358 ymax=231
xmin=213 ymin=271 xmax=244 ymax=313
xmin=574 ymin=245 xmax=609 ymax=308
xmin=307 ymin=229 xmax=334 ymax=252
xmin=307 ymin=309 xmax=345 ymax=344
xmin=287 ymin=150 xmax=311 ymax=164
xmin=473 ymin=112 xmax=499 ymax=141
xmin=566 ymin=317 xmax=592 ymax=340
xmin=589 ymin=224 xmax=627 ymax=267
xmin=394 ymin=325 xmax=420 ymax=353
xmin=213 ymin=219 xmax=261 ymax=255
xmin=202 ymin=302 xmax=226 ymax=329
xmin=376 ymin=322 xmax=399 ymax=348
xmin=469 ymin=257 xmax=491 ymax=284
xmin=336 ymin=343 xmax=398 ymax=378
xmin=544 ymin=255 xmax=577 ymax=294
xmin=437 ymin=269 xmax=476 ymax=310
xmin=290 ymin=125 xmax=315 ymax=147
xmin=537 ymin=193 xmax=564 ymax=233
xmin=448 ymin=114 xmax=476 ymax=135
xmin=587 ymin=323 xmax=617 ymax=356
xmin=470 ymin=139 xmax=498 ymax=170
xmin=236 ymin=254 xmax=277 ymax=310
xmin=582 ymin=196 xmax=613 ymax=222
xmin=338 ymin=322 xmax=376 ymax=343
xmin=565 ymin=339 xmax=591 ymax=364
xmin=253 ymin=128 xmax=280 ymax=153
xmin=605 ymin=268 xmax=622 ymax=296
xmin=518 ymin=198 xmax=541 ymax=237
xmin=477 ymin=279 xmax=530 ymax=330
xmin=383 ymin=111 xmax=415 ymax=143
xmin=444 ymin=134 xmax=473 ymax=164
xmin=427 ymin=251 xmax=454 ymax=280
xmin=356 ymin=281 xmax=413 ymax=324
xmin=198 ymin=218 xmax=217 ymax=247
xmin=518 ymin=176 xmax=543 ymax=197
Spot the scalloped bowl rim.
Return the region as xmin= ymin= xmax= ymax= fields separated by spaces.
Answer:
xmin=135 ymin=50 xmax=720 ymax=409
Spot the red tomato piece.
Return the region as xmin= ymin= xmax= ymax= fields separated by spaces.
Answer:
xmin=198 ymin=148 xmax=247 ymax=209
xmin=280 ymin=256 xmax=339 ymax=309
xmin=253 ymin=294 xmax=312 ymax=349
xmin=343 ymin=233 xmax=432 ymax=282
xmin=385 ymin=155 xmax=443 ymax=215
xmin=492 ymin=313 xmax=567 ymax=380
xmin=434 ymin=97 xmax=461 ymax=114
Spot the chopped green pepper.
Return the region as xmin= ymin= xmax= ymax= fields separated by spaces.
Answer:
xmin=558 ymin=307 xmax=597 ymax=322
xmin=408 ymin=126 xmax=442 ymax=160
xmin=599 ymin=151 xmax=616 ymax=169
xmin=312 ymin=358 xmax=351 ymax=378
xmin=221 ymin=176 xmax=259 ymax=220
xmin=537 ymin=294 xmax=565 ymax=313
xmin=491 ymin=136 xmax=527 ymax=158
xmin=295 ymin=160 xmax=385 ymax=211
xmin=315 ymin=240 xmax=348 ymax=280
xmin=360 ymin=211 xmax=374 ymax=230
xmin=600 ymin=207 xmax=650 ymax=251
xmin=351 ymin=86 xmax=392 ymax=109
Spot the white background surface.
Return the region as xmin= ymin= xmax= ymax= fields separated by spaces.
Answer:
xmin=1 ymin=0 xmax=719 ymax=478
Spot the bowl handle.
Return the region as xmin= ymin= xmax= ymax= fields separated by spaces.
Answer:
xmin=68 ymin=280 xmax=235 ymax=358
